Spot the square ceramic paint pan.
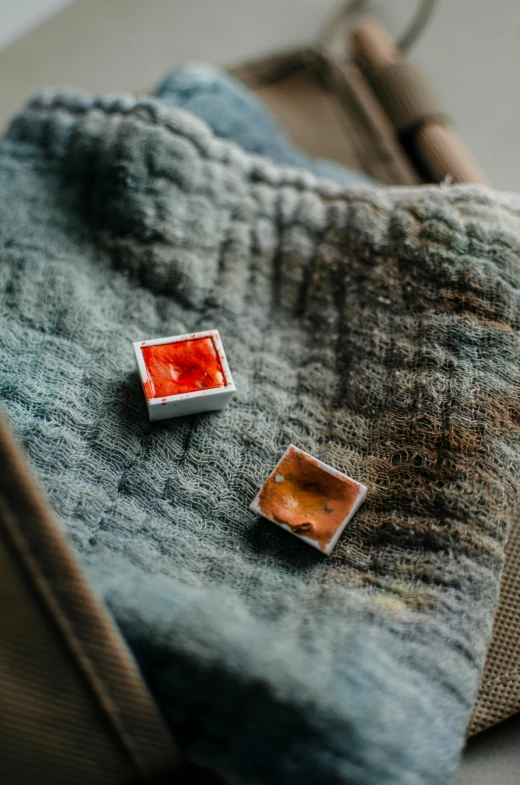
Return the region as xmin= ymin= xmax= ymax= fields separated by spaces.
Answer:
xmin=133 ymin=329 xmax=235 ymax=421
xmin=250 ymin=445 xmax=367 ymax=555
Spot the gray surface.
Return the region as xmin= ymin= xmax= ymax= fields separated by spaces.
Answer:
xmin=456 ymin=715 xmax=520 ymax=785
xmin=0 ymin=0 xmax=519 ymax=190
xmin=0 ymin=0 xmax=341 ymax=123
xmin=0 ymin=0 xmax=73 ymax=50
xmin=0 ymin=2 xmax=519 ymax=782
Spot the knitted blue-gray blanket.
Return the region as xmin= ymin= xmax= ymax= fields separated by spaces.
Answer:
xmin=1 ymin=90 xmax=520 ymax=785
xmin=156 ymin=64 xmax=373 ymax=186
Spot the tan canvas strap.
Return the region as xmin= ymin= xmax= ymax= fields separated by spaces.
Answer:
xmin=469 ymin=512 xmax=520 ymax=735
xmin=0 ymin=410 xmax=179 ymax=784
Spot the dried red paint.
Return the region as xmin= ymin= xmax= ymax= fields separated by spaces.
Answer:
xmin=143 ymin=379 xmax=154 ymax=400
xmin=141 ymin=337 xmax=226 ymax=399
xmin=257 ymin=447 xmax=361 ymax=551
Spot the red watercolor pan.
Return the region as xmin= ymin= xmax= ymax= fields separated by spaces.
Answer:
xmin=133 ymin=329 xmax=235 ymax=421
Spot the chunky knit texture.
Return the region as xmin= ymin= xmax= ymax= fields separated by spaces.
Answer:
xmin=1 ymin=91 xmax=520 ymax=785
xmin=156 ymin=64 xmax=374 ymax=186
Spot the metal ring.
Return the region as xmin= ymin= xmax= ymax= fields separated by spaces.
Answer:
xmin=398 ymin=0 xmax=438 ymax=51
xmin=318 ymin=0 xmax=438 ymax=54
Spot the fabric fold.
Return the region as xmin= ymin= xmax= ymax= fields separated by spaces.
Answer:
xmin=1 ymin=90 xmax=520 ymax=785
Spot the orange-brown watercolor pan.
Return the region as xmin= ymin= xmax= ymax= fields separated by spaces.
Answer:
xmin=250 ymin=445 xmax=367 ymax=555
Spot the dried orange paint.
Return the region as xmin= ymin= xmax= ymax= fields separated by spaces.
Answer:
xmin=257 ymin=446 xmax=361 ymax=552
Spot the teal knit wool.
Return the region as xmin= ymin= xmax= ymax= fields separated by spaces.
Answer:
xmin=1 ymin=90 xmax=520 ymax=785
xmin=156 ymin=64 xmax=374 ymax=186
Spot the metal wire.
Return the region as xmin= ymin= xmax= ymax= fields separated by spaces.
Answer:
xmin=398 ymin=0 xmax=438 ymax=51
xmin=318 ymin=0 xmax=439 ymax=54
xmin=318 ymin=0 xmax=368 ymax=50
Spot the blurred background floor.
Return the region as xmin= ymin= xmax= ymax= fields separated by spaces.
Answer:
xmin=1 ymin=1 xmax=519 ymax=782
xmin=0 ymin=0 xmax=519 ymax=190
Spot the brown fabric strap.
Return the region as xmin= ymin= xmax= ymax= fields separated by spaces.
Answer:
xmin=0 ymin=409 xmax=179 ymax=784
xmin=368 ymin=60 xmax=449 ymax=133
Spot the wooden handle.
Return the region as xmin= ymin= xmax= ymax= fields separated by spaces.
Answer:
xmin=352 ymin=15 xmax=398 ymax=69
xmin=351 ymin=16 xmax=490 ymax=185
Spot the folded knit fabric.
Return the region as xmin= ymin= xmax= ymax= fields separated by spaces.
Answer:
xmin=156 ymin=64 xmax=374 ymax=186
xmin=1 ymin=91 xmax=520 ymax=785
